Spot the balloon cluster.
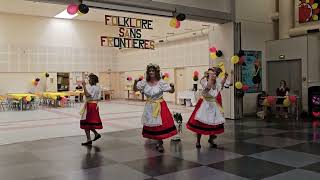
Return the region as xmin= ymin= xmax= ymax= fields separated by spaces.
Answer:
xmin=209 ymin=47 xmax=223 ymax=60
xmin=162 ymin=72 xmax=170 ymax=82
xmin=231 ymin=50 xmax=246 ymax=65
xmin=169 ymin=13 xmax=186 ymax=29
xmin=193 ymin=70 xmax=199 ymax=81
xmin=32 ymin=78 xmax=40 ymax=86
xmin=139 ymin=75 xmax=144 ymax=81
xmin=23 ymin=96 xmax=34 ymax=103
xmin=126 ymin=76 xmax=133 ymax=81
xmin=67 ymin=3 xmax=89 ymax=16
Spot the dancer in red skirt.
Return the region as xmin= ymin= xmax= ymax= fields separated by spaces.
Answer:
xmin=137 ymin=64 xmax=177 ymax=152
xmin=187 ymin=68 xmax=225 ymax=148
xmin=80 ymin=73 xmax=102 ymax=146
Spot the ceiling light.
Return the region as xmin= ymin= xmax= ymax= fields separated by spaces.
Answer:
xmin=54 ymin=9 xmax=78 ymax=19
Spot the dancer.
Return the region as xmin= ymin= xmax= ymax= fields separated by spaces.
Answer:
xmin=80 ymin=73 xmax=102 ymax=146
xmin=137 ymin=64 xmax=177 ymax=152
xmin=187 ymin=67 xmax=225 ymax=148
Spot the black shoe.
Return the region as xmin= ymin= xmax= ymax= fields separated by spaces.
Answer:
xmin=93 ymin=134 xmax=101 ymax=141
xmin=158 ymin=146 xmax=164 ymax=153
xmin=208 ymin=140 xmax=218 ymax=148
xmin=81 ymin=141 xmax=92 ymax=146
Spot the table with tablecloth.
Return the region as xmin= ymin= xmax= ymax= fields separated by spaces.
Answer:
xmin=177 ymin=91 xmax=198 ymax=106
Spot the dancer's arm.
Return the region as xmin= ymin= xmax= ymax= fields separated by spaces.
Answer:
xmin=82 ymin=81 xmax=91 ymax=97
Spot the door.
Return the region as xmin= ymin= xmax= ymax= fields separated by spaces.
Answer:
xmin=267 ymin=59 xmax=302 ymax=99
xmin=174 ymin=68 xmax=185 ymax=104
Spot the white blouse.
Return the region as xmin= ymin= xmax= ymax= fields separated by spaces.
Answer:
xmin=86 ymin=85 xmax=101 ymax=101
xmin=200 ymin=79 xmax=222 ymax=98
xmin=137 ymin=80 xmax=172 ymax=99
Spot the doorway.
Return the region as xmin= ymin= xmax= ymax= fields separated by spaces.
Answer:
xmin=57 ymin=73 xmax=70 ymax=92
xmin=267 ymin=59 xmax=302 ymax=98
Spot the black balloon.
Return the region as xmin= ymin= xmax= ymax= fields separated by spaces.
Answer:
xmin=238 ymin=50 xmax=245 ymax=57
xmin=216 ymin=50 xmax=223 ymax=57
xmin=176 ymin=14 xmax=186 ymax=21
xmin=78 ymin=4 xmax=89 ymax=14
xmin=45 ymin=73 xmax=49 ymax=78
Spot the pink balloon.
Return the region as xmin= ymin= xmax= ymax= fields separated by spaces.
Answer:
xmin=164 ymin=72 xmax=170 ymax=77
xmin=242 ymin=85 xmax=249 ymax=92
xmin=175 ymin=20 xmax=181 ymax=28
xmin=267 ymin=96 xmax=276 ymax=104
xmin=209 ymin=47 xmax=217 ymax=53
xmin=67 ymin=4 xmax=79 ymax=15
xmin=289 ymin=96 xmax=297 ymax=103
xmin=193 ymin=71 xmax=199 ymax=76
xmin=239 ymin=56 xmax=245 ymax=64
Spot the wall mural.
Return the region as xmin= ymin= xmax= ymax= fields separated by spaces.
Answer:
xmin=299 ymin=0 xmax=320 ymax=23
xmin=241 ymin=51 xmax=262 ymax=93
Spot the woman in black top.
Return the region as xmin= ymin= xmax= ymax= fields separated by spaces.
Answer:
xmin=276 ymin=80 xmax=290 ymax=118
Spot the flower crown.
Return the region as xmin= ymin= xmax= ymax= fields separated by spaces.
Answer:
xmin=147 ymin=63 xmax=160 ymax=71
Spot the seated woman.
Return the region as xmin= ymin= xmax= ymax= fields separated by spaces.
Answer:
xmin=276 ymin=80 xmax=290 ymax=119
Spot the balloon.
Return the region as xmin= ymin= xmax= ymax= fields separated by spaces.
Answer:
xmin=209 ymin=47 xmax=217 ymax=53
xmin=139 ymin=76 xmax=144 ymax=81
xmin=169 ymin=18 xmax=177 ymax=27
xmin=175 ymin=20 xmax=181 ymax=28
xmin=235 ymin=81 xmax=243 ymax=90
xmin=193 ymin=76 xmax=199 ymax=81
xmin=164 ymin=72 xmax=170 ymax=77
xmin=239 ymin=56 xmax=245 ymax=64
xmin=231 ymin=55 xmax=240 ymax=64
xmin=77 ymin=10 xmax=83 ymax=16
xmin=78 ymin=4 xmax=89 ymax=14
xmin=283 ymin=98 xmax=291 ymax=107
xmin=238 ymin=50 xmax=245 ymax=57
xmin=26 ymin=96 xmax=32 ymax=102
xmin=267 ymin=96 xmax=276 ymax=105
xmin=32 ymin=79 xmax=36 ymax=84
xmin=164 ymin=77 xmax=169 ymax=82
xmin=263 ymin=99 xmax=270 ymax=106
xmin=67 ymin=4 xmax=79 ymax=15
xmin=216 ymin=50 xmax=223 ymax=57
xmin=242 ymin=84 xmax=249 ymax=92
xmin=176 ymin=13 xmax=186 ymax=21
xmin=289 ymin=96 xmax=297 ymax=104
xmin=210 ymin=52 xmax=217 ymax=60
xmin=45 ymin=73 xmax=49 ymax=78
xmin=193 ymin=71 xmax=199 ymax=76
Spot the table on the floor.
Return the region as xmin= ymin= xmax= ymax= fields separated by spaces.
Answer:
xmin=7 ymin=93 xmax=38 ymax=111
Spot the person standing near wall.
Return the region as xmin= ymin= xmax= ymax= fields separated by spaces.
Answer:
xmin=136 ymin=64 xmax=177 ymax=153
xmin=187 ymin=68 xmax=225 ymax=148
xmin=80 ymin=73 xmax=103 ymax=146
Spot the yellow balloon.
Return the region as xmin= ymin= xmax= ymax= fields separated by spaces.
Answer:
xmin=235 ymin=81 xmax=243 ymax=90
xmin=210 ymin=52 xmax=217 ymax=60
xmin=313 ymin=15 xmax=319 ymax=21
xmin=169 ymin=18 xmax=177 ymax=27
xmin=26 ymin=96 xmax=32 ymax=102
xmin=231 ymin=55 xmax=240 ymax=64
xmin=164 ymin=77 xmax=169 ymax=82
xmin=263 ymin=99 xmax=270 ymax=106
xmin=312 ymin=3 xmax=318 ymax=9
xmin=283 ymin=98 xmax=291 ymax=107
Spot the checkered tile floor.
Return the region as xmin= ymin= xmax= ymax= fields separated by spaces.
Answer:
xmin=1 ymin=117 xmax=320 ymax=180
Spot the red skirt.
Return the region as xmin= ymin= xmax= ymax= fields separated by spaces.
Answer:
xmin=142 ymin=101 xmax=178 ymax=140
xmin=186 ymin=98 xmax=224 ymax=135
xmin=80 ymin=103 xmax=103 ymax=130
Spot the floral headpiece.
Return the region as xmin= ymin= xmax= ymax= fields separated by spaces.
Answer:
xmin=147 ymin=63 xmax=160 ymax=71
